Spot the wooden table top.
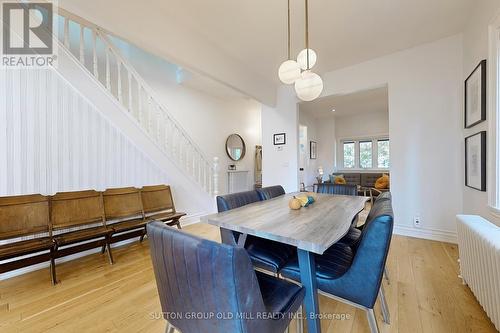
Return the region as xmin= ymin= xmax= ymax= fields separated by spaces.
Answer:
xmin=201 ymin=193 xmax=369 ymax=254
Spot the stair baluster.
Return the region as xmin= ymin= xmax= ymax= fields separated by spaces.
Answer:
xmin=55 ymin=9 xmax=219 ymax=195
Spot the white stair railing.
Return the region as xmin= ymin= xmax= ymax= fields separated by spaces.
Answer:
xmin=55 ymin=9 xmax=218 ymax=195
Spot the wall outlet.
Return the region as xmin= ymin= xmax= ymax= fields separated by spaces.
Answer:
xmin=413 ymin=216 xmax=422 ymax=228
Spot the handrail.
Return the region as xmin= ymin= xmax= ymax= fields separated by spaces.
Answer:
xmin=54 ymin=9 xmax=218 ymax=195
xmin=97 ymin=32 xmax=210 ymax=163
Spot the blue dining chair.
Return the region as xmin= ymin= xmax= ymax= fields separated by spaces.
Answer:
xmin=316 ymin=183 xmax=358 ymax=196
xmin=334 ymin=189 xmax=391 ymax=249
xmin=338 ymin=191 xmax=392 ymax=283
xmin=147 ymin=221 xmax=305 ymax=333
xmin=256 ymin=185 xmax=286 ymax=200
xmin=279 ymin=199 xmax=394 ymax=333
xmin=316 ymin=183 xmax=361 ymax=248
xmin=217 ymin=190 xmax=297 ymax=275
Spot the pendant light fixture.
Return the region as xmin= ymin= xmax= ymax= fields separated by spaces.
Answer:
xmin=278 ymin=0 xmax=301 ymax=84
xmin=297 ymin=48 xmax=317 ymax=70
xmin=294 ymin=0 xmax=323 ymax=101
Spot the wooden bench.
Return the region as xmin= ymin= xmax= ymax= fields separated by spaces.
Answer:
xmin=0 ymin=185 xmax=185 ymax=283
xmin=103 ymin=187 xmax=147 ymax=244
xmin=50 ymin=190 xmax=114 ymax=274
xmin=141 ymin=185 xmax=186 ymax=229
xmin=0 ymin=194 xmax=56 ymax=284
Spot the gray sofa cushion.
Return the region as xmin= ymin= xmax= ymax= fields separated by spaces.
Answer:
xmin=332 ymin=173 xmax=361 ymax=186
xmin=361 ymin=173 xmax=384 ymax=188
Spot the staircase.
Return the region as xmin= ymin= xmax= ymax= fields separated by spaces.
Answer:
xmin=54 ymin=8 xmax=219 ymax=196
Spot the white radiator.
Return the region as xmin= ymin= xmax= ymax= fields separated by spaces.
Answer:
xmin=456 ymin=215 xmax=500 ymax=331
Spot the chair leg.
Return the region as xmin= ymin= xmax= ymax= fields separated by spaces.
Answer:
xmin=106 ymin=237 xmax=114 ymax=265
xmin=49 ymin=248 xmax=57 ymax=285
xmin=366 ymin=308 xmax=380 ymax=333
xmin=139 ymin=234 xmax=145 ymax=242
xmin=384 ymin=266 xmax=390 ymax=284
xmin=165 ymin=322 xmax=175 ymax=333
xmin=101 ymin=245 xmax=106 ymax=254
xmin=296 ymin=305 xmax=303 ymax=333
xmin=379 ymin=284 xmax=391 ymax=324
xmin=175 ymin=219 xmax=182 ymax=229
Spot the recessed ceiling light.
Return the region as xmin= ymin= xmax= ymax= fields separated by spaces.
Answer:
xmin=331 ymin=109 xmax=336 ymax=112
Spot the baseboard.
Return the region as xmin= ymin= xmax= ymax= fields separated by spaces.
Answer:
xmin=0 ymin=212 xmax=211 ymax=281
xmin=180 ymin=211 xmax=210 ymax=227
xmin=394 ymin=224 xmax=457 ymax=244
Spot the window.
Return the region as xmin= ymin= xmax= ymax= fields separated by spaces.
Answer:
xmin=343 ymin=141 xmax=355 ymax=168
xmin=377 ymin=139 xmax=390 ymax=168
xmin=359 ymin=141 xmax=373 ymax=168
xmin=340 ymin=137 xmax=389 ymax=170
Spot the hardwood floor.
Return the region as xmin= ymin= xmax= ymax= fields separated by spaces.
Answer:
xmin=0 ymin=222 xmax=496 ymax=333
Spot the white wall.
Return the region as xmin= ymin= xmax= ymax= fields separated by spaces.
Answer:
xmin=262 ymin=86 xmax=299 ymax=193
xmin=334 ymin=110 xmax=389 ymax=171
xmin=298 ymin=108 xmax=388 ymax=181
xmin=298 ymin=111 xmax=319 ymax=188
xmin=113 ymin=40 xmax=262 ymax=195
xmin=263 ymin=35 xmax=463 ymax=242
xmin=320 ymin=34 xmax=463 ymax=242
xmin=0 ymin=68 xmax=168 ymax=195
xmin=462 ymin=0 xmax=500 ymax=226
xmin=335 ymin=110 xmax=389 ymax=140
xmin=315 ymin=117 xmax=337 ymax=176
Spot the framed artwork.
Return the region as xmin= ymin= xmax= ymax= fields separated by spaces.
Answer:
xmin=465 ymin=60 xmax=486 ymax=128
xmin=465 ymin=131 xmax=486 ymax=191
xmin=310 ymin=141 xmax=317 ymax=159
xmin=273 ymin=133 xmax=286 ymax=145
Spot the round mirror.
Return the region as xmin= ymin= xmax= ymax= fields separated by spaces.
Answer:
xmin=226 ymin=134 xmax=246 ymax=161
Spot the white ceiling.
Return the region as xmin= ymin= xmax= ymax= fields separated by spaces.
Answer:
xmin=162 ymin=0 xmax=474 ymax=82
xmin=299 ymin=86 xmax=388 ymax=118
xmin=61 ymin=0 xmax=475 ymax=104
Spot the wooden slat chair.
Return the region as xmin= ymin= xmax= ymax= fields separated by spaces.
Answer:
xmin=0 ymin=194 xmax=56 ymax=284
xmin=49 ymin=190 xmax=114 ymax=269
xmin=103 ymin=187 xmax=148 ymax=244
xmin=140 ymin=185 xmax=186 ymax=229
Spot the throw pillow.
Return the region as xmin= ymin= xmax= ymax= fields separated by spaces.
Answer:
xmin=375 ymin=174 xmax=390 ymax=189
xmin=334 ymin=175 xmax=347 ymax=185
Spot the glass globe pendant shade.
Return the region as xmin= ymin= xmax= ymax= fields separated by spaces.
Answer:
xmin=278 ymin=60 xmax=301 ymax=84
xmin=294 ymin=70 xmax=323 ymax=101
xmin=297 ymin=48 xmax=317 ymax=70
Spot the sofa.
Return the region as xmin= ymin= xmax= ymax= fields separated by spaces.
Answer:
xmin=328 ymin=172 xmax=389 ymax=188
xmin=326 ymin=172 xmax=390 ymax=202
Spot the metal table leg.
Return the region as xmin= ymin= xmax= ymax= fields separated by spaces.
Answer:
xmin=297 ymin=249 xmax=321 ymax=333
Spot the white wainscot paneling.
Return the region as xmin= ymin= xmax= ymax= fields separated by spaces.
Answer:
xmin=0 ymin=68 xmax=168 ymax=196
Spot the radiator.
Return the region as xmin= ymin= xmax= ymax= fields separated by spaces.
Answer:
xmin=456 ymin=215 xmax=500 ymax=331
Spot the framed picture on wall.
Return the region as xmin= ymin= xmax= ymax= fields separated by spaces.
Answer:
xmin=465 ymin=131 xmax=486 ymax=191
xmin=310 ymin=141 xmax=317 ymax=159
xmin=464 ymin=59 xmax=486 ymax=128
xmin=273 ymin=133 xmax=286 ymax=145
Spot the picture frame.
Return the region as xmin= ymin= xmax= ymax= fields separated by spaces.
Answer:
xmin=310 ymin=141 xmax=317 ymax=159
xmin=465 ymin=131 xmax=486 ymax=191
xmin=273 ymin=133 xmax=286 ymax=145
xmin=465 ymin=60 xmax=487 ymax=128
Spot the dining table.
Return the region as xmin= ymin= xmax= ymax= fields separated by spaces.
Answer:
xmin=201 ymin=192 xmax=369 ymax=333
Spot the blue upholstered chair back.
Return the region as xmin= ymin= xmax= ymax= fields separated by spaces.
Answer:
xmin=316 ymin=183 xmax=357 ymax=196
xmin=216 ymin=190 xmax=261 ymax=212
xmin=319 ymin=199 xmax=393 ymax=309
xmin=374 ymin=191 xmax=391 ymax=202
xmin=365 ymin=192 xmax=391 ymax=223
xmin=256 ymin=185 xmax=285 ymax=200
xmin=147 ymin=221 xmax=270 ymax=333
xmin=216 ymin=190 xmax=261 ymax=245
